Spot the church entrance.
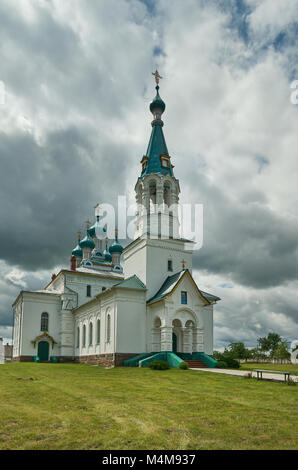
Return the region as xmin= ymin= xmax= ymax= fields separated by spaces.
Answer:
xmin=38 ymin=341 xmax=49 ymax=361
xmin=172 ymin=333 xmax=178 ymax=353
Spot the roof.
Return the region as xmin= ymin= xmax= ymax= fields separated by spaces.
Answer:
xmin=147 ymin=269 xmax=219 ymax=305
xmin=200 ymin=290 xmax=221 ymax=301
xmin=141 ymin=123 xmax=173 ymax=177
xmin=114 ymin=275 xmax=146 ymax=290
xmin=74 ymin=275 xmax=146 ymax=313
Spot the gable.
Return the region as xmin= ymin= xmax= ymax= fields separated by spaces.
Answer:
xmin=147 ymin=269 xmax=211 ymax=306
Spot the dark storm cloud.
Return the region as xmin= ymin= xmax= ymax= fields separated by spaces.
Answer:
xmin=0 ymin=127 xmax=129 ymax=271
xmin=190 ymin=171 xmax=298 ymax=289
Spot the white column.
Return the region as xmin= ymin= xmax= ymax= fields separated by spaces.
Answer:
xmin=160 ymin=325 xmax=173 ymax=351
xmin=182 ymin=327 xmax=193 ymax=353
xmin=193 ymin=328 xmax=204 ymax=352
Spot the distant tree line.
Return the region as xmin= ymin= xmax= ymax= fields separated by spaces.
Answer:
xmin=214 ymin=332 xmax=291 ymax=368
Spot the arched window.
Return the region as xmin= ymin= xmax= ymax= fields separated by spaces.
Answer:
xmin=89 ymin=322 xmax=93 ymax=346
xmin=97 ymin=319 xmax=101 ymax=344
xmin=77 ymin=327 xmax=80 ymax=348
xmin=106 ymin=314 xmax=111 ymax=343
xmin=83 ymin=325 xmax=86 ymax=347
xmin=41 ymin=312 xmax=49 ymax=331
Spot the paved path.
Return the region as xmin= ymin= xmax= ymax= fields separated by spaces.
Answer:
xmin=190 ymin=367 xmax=298 ymax=382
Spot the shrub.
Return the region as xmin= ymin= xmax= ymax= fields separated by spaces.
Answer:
xmin=148 ymin=360 xmax=170 ymax=370
xmin=178 ymin=361 xmax=188 ymax=370
xmin=225 ymin=357 xmax=240 ymax=369
xmin=215 ymin=353 xmax=240 ymax=369
xmin=217 ymin=360 xmax=228 ymax=369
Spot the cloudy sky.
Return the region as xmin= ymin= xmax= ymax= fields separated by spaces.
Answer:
xmin=1 ymin=0 xmax=298 ymax=349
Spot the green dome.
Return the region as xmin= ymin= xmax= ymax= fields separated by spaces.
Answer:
xmin=109 ymin=240 xmax=123 ymax=254
xmin=104 ymin=249 xmax=112 ymax=262
xmin=79 ymin=233 xmax=95 ymax=250
xmin=72 ymin=244 xmax=82 ymax=258
xmin=149 ymin=85 xmax=165 ymax=114
xmin=88 ymin=220 xmax=106 ymax=238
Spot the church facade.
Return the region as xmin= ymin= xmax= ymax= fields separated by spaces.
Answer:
xmin=12 ymin=76 xmax=220 ymax=367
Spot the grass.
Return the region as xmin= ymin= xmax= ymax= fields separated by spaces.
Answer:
xmin=0 ymin=363 xmax=297 ymax=450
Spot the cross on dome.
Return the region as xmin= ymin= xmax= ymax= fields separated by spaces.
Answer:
xmin=152 ymin=70 xmax=163 ymax=85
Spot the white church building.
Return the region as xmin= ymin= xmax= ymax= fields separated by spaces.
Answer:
xmin=12 ymin=74 xmax=220 ymax=368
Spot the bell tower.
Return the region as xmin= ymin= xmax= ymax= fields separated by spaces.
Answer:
xmin=134 ymin=72 xmax=180 ymax=240
xmin=124 ymin=72 xmax=194 ymax=299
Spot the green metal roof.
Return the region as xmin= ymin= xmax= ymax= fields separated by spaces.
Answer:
xmin=141 ymin=85 xmax=173 ymax=178
xmin=114 ymin=275 xmax=146 ymax=290
xmin=141 ymin=123 xmax=173 ymax=177
xmin=79 ymin=233 xmax=95 ymax=250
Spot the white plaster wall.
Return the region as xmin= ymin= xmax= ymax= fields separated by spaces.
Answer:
xmin=65 ymin=273 xmax=119 ymax=307
xmin=124 ymin=237 xmax=193 ymax=300
xmin=20 ymin=293 xmax=61 ymax=357
xmin=115 ymin=289 xmax=147 ymax=354
xmin=146 ymin=274 xmax=214 ymax=354
xmin=74 ymin=291 xmax=116 ymax=357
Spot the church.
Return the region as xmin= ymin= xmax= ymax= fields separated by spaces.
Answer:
xmin=12 ymin=73 xmax=220 ymax=368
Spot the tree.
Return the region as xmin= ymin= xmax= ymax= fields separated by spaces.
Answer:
xmin=257 ymin=332 xmax=282 ymax=357
xmin=249 ymin=348 xmax=267 ymax=361
xmin=226 ymin=342 xmax=251 ymax=361
xmin=272 ymin=341 xmax=291 ymax=362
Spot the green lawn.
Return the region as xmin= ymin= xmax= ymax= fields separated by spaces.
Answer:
xmin=0 ymin=363 xmax=297 ymax=450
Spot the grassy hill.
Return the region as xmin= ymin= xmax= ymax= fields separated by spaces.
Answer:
xmin=0 ymin=363 xmax=297 ymax=450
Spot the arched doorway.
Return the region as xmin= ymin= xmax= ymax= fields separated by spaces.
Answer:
xmin=172 ymin=319 xmax=182 ymax=353
xmin=38 ymin=341 xmax=49 ymax=361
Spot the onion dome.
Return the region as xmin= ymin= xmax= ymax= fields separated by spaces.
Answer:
xmin=72 ymin=244 xmax=82 ymax=258
xmin=104 ymin=249 xmax=112 ymax=262
xmin=150 ymin=85 xmax=165 ymax=115
xmin=103 ymin=237 xmax=112 ymax=262
xmin=88 ymin=217 xmax=106 ymax=239
xmin=109 ymin=231 xmax=123 ymax=254
xmin=79 ymin=232 xmax=95 ymax=250
xmin=72 ymin=231 xmax=83 ymax=257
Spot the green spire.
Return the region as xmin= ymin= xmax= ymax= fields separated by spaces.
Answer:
xmin=141 ymin=79 xmax=173 ymax=178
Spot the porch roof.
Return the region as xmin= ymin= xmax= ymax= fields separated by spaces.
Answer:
xmin=147 ymin=269 xmax=220 ymax=305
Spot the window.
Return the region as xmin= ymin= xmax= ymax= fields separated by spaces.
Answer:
xmin=102 ymin=286 xmax=106 ymax=291
xmin=168 ymin=259 xmax=173 ymax=271
xmin=97 ymin=320 xmax=101 ymax=344
xmin=77 ymin=327 xmax=80 ymax=348
xmin=86 ymin=285 xmax=91 ymax=297
xmin=89 ymin=322 xmax=93 ymax=345
xmin=83 ymin=325 xmax=86 ymax=347
xmin=181 ymin=291 xmax=187 ymax=304
xmin=41 ymin=312 xmax=49 ymax=331
xmin=106 ymin=314 xmax=111 ymax=343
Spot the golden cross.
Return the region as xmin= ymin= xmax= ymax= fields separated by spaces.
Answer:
xmin=85 ymin=219 xmax=91 ymax=229
xmin=77 ymin=230 xmax=81 ymax=240
xmin=181 ymin=259 xmax=186 ymax=270
xmin=152 ymin=69 xmax=162 ymax=85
